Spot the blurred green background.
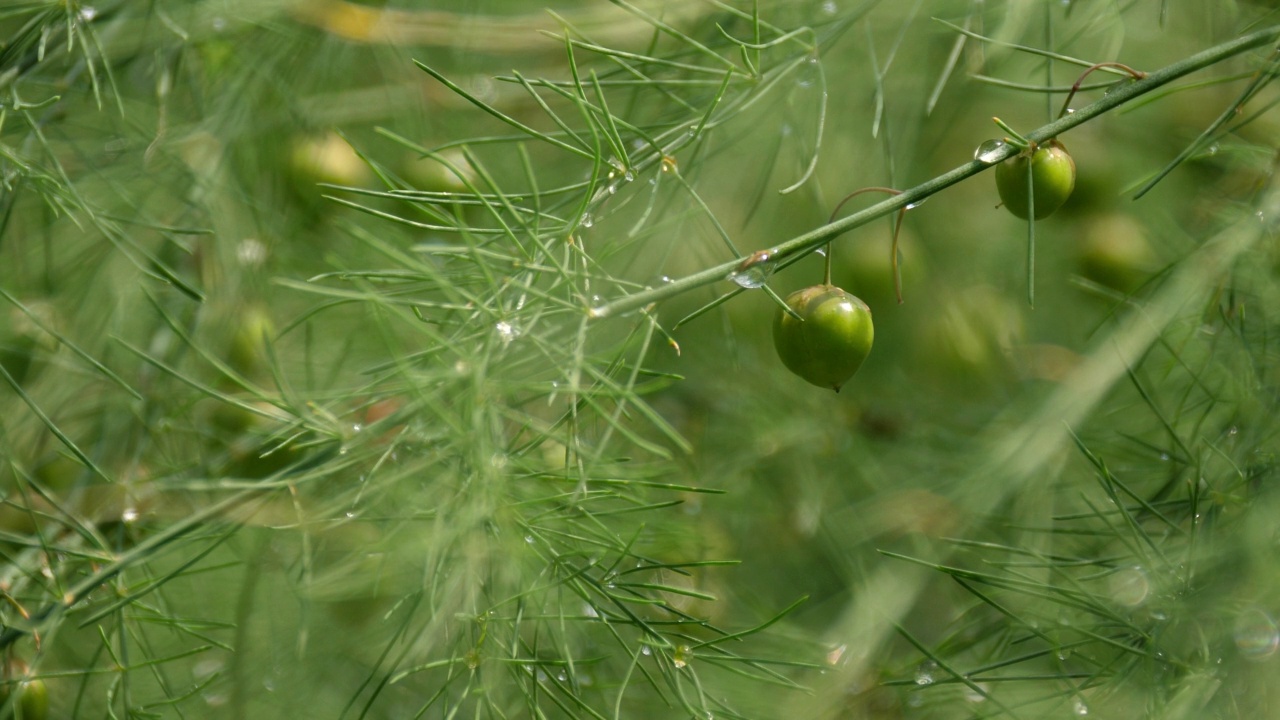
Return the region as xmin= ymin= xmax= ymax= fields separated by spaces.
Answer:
xmin=1 ymin=1 xmax=1279 ymax=718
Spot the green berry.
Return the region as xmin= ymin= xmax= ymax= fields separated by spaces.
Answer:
xmin=0 ymin=677 xmax=48 ymax=720
xmin=1077 ymin=214 xmax=1155 ymax=293
xmin=995 ymin=139 xmax=1076 ymax=220
xmin=290 ymin=132 xmax=370 ymax=190
xmin=227 ymin=306 xmax=275 ymax=377
xmin=773 ymin=285 xmax=874 ymax=392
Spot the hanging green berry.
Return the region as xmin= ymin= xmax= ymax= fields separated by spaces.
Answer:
xmin=773 ymin=284 xmax=874 ymax=392
xmin=994 ymin=139 xmax=1077 ymax=220
xmin=0 ymin=663 xmax=47 ymax=720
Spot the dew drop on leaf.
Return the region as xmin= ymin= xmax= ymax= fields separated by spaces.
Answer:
xmin=914 ymin=660 xmax=937 ymax=685
xmin=1109 ymin=566 xmax=1150 ymax=607
xmin=963 ymin=683 xmax=988 ymax=703
xmin=1234 ymin=608 xmax=1280 ymax=660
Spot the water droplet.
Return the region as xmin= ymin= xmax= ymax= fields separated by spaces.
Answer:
xmin=963 ymin=683 xmax=988 ymax=703
xmin=121 ymin=507 xmax=139 ymax=523
xmin=79 ymin=6 xmax=99 ymax=22
xmin=641 ymin=645 xmax=652 ymax=656
xmin=673 ymin=645 xmax=693 ymax=669
xmin=344 ymin=511 xmax=355 ymax=519
xmin=826 ymin=644 xmax=847 ymax=666
xmin=822 ymin=0 xmax=838 ymax=14
xmin=583 ymin=603 xmax=599 ymax=619
xmin=193 ymin=658 xmax=225 ymax=680
xmin=796 ymin=58 xmax=819 ymax=88
xmin=974 ymin=139 xmax=1007 ymax=164
xmin=556 ymin=671 xmax=568 ymax=682
xmin=914 ymin=660 xmax=937 ymax=685
xmin=624 ymin=170 xmax=635 ymax=182
xmin=814 ymin=247 xmax=827 ymax=257
xmin=237 ymin=238 xmax=267 ymax=266
xmin=730 ymin=264 xmax=775 ymax=288
xmin=1234 ymin=608 xmax=1280 ymax=660
xmin=904 ymin=197 xmax=929 ymax=210
xmin=1103 ymin=80 xmax=1131 ymax=97
xmin=728 ymin=249 xmax=779 ymax=288
xmin=1073 ymin=697 xmax=1089 ymax=715
xmin=524 ymin=535 xmax=535 ymax=544
xmin=495 ymin=321 xmax=520 ymax=345
xmin=1206 ymin=143 xmax=1219 ymax=156
xmin=351 ymin=423 xmax=363 ymax=434
xmin=1109 ymin=566 xmax=1150 ymax=607
xmin=262 ymin=677 xmax=276 ymax=692
xmin=211 ymin=16 xmax=227 ymax=32
xmin=579 ymin=213 xmax=594 ymax=228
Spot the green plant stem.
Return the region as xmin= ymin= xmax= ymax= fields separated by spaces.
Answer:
xmin=588 ymin=24 xmax=1280 ymax=320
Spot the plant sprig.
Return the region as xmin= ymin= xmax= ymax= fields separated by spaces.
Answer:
xmin=589 ymin=24 xmax=1280 ymax=319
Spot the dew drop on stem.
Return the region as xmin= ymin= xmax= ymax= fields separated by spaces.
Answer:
xmin=974 ymin=139 xmax=1007 ymax=164
xmin=914 ymin=660 xmax=937 ymax=685
xmin=728 ymin=248 xmax=779 ymax=288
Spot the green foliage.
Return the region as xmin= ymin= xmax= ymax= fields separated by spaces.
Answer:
xmin=0 ymin=1 xmax=1278 ymax=719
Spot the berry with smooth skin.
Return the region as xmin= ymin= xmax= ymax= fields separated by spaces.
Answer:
xmin=995 ymin=139 xmax=1076 ymax=220
xmin=773 ymin=285 xmax=874 ymax=392
xmin=0 ymin=677 xmax=48 ymax=720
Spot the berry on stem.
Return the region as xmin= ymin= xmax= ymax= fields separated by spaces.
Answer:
xmin=773 ymin=285 xmax=874 ymax=392
xmin=0 ymin=660 xmax=47 ymax=720
xmin=995 ymin=139 xmax=1076 ymax=220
